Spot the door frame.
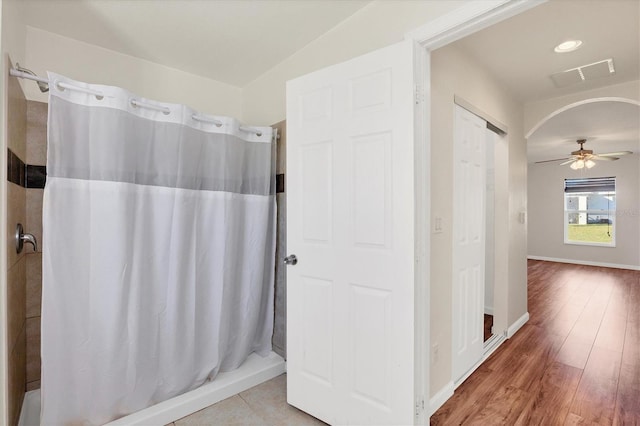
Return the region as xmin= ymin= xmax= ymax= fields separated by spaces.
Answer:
xmin=1 ymin=62 xmax=10 ymax=426
xmin=406 ymin=0 xmax=546 ymax=418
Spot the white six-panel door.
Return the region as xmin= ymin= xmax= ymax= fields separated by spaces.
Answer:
xmin=452 ymin=105 xmax=487 ymax=383
xmin=285 ymin=40 xmax=416 ymax=425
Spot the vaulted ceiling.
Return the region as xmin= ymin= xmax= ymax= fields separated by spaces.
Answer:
xmin=21 ymin=0 xmax=640 ymax=163
xmin=22 ymin=0 xmax=371 ymax=87
xmin=526 ymin=101 xmax=639 ymax=164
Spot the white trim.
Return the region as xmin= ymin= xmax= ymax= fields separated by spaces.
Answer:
xmin=428 ymin=381 xmax=454 ymax=417
xmin=412 ymin=38 xmax=431 ymax=426
xmin=507 ymin=312 xmax=529 ymax=338
xmin=406 ymin=0 xmax=546 ymax=49
xmin=106 ymin=352 xmax=285 ymax=425
xmin=525 ymin=97 xmax=640 ymax=138
xmin=17 ymin=390 xmax=39 ymax=426
xmin=454 ymin=333 xmax=507 ymax=389
xmin=454 ymin=360 xmax=479 ymax=390
xmin=562 ymin=180 xmax=617 ymax=248
xmin=564 ymin=241 xmax=616 ymax=248
xmin=19 ymin=356 xmax=287 ymax=426
xmin=430 ymin=333 xmax=506 ymax=416
xmin=484 ymin=306 xmax=494 ymax=315
xmin=527 ymin=255 xmax=640 ymax=271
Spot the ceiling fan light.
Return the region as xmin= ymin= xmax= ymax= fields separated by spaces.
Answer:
xmin=570 ymin=160 xmax=584 ymax=170
xmin=585 ymin=159 xmax=596 ymax=169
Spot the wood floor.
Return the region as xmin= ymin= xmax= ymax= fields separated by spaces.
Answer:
xmin=431 ymin=260 xmax=640 ymax=425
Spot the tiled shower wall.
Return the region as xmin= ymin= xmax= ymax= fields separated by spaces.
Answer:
xmin=25 ymin=100 xmax=47 ymax=391
xmin=272 ymin=120 xmax=286 ymax=359
xmin=7 ymin=68 xmax=27 ymax=426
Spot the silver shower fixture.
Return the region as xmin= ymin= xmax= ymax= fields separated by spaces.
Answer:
xmin=15 ymin=63 xmax=49 ymax=92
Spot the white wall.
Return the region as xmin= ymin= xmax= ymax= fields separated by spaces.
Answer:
xmin=23 ymin=27 xmax=243 ymax=119
xmin=528 ymin=155 xmax=640 ymax=269
xmin=2 ymin=0 xmax=26 ymax=68
xmin=241 ymin=0 xmax=465 ymax=125
xmin=430 ymin=43 xmax=527 ymax=397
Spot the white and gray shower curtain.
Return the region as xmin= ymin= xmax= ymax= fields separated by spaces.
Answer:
xmin=41 ymin=73 xmax=276 ymax=425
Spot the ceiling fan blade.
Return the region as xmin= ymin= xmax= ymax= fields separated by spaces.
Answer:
xmin=591 ymin=155 xmax=618 ymax=161
xmin=534 ymin=157 xmax=572 ymax=164
xmin=559 ymin=159 xmax=576 ymax=165
xmin=596 ymin=151 xmax=633 ymax=157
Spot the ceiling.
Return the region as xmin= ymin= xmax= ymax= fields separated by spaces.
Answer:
xmin=526 ymin=101 xmax=640 ymax=163
xmin=22 ymin=0 xmax=371 ymax=87
xmin=451 ymin=0 xmax=640 ymax=164
xmin=453 ymin=0 xmax=639 ymax=104
xmin=21 ymin=0 xmax=640 ymax=163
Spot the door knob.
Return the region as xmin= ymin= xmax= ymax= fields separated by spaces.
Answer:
xmin=284 ymin=254 xmax=298 ymax=265
xmin=15 ymin=223 xmax=38 ymax=253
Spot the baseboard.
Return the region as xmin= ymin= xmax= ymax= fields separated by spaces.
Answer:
xmin=430 ymin=334 xmax=508 ymax=417
xmin=527 ymin=255 xmax=640 ymax=271
xmin=507 ymin=312 xmax=529 ymax=338
xmin=452 ymin=332 xmax=507 ymax=391
xmin=428 ymin=381 xmax=454 ymax=416
xmin=484 ymin=306 xmax=494 ymax=315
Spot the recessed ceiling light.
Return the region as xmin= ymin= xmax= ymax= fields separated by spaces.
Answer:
xmin=554 ymin=40 xmax=583 ymax=53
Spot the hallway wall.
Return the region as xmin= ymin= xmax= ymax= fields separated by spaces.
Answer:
xmin=430 ymin=42 xmax=527 ymax=397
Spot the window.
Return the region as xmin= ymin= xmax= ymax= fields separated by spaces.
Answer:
xmin=564 ymin=177 xmax=615 ymax=246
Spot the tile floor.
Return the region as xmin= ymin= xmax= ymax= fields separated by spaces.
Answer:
xmin=169 ymin=374 xmax=326 ymax=426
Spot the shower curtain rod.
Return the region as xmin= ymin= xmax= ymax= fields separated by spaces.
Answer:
xmin=9 ymin=67 xmax=267 ymax=137
xmin=10 ymin=67 xmax=49 ymax=84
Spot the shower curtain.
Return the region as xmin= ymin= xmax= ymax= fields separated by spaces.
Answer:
xmin=41 ymin=73 xmax=276 ymax=425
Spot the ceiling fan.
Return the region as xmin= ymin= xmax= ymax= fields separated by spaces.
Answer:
xmin=535 ymin=139 xmax=633 ymax=170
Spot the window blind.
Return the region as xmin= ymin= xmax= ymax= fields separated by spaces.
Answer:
xmin=564 ymin=177 xmax=615 ymax=193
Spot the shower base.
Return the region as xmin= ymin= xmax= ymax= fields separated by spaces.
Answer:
xmin=19 ymin=351 xmax=285 ymax=425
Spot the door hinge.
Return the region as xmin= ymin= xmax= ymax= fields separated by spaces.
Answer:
xmin=414 ymin=85 xmax=424 ymax=105
xmin=415 ymin=396 xmax=425 ymax=416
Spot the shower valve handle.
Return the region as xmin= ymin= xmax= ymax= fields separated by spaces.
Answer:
xmin=15 ymin=223 xmax=38 ymax=253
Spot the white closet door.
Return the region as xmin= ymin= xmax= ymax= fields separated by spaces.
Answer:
xmin=452 ymin=105 xmax=487 ymax=383
xmin=285 ymin=39 xmax=416 ymax=425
